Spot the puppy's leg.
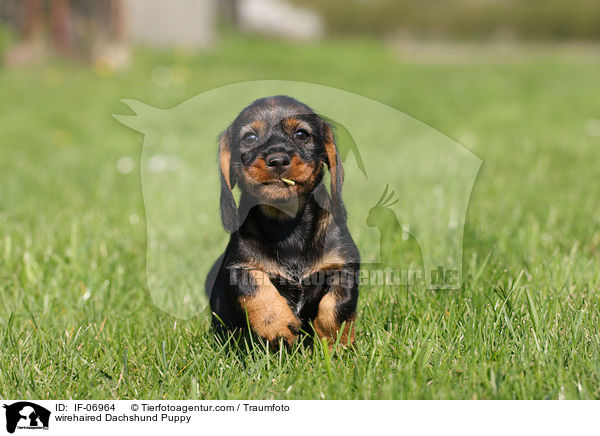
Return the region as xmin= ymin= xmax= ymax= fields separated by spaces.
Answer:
xmin=237 ymin=269 xmax=301 ymax=347
xmin=313 ymin=267 xmax=358 ymax=347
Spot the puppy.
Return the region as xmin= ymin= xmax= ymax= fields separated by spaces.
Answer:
xmin=207 ymin=95 xmax=359 ymax=347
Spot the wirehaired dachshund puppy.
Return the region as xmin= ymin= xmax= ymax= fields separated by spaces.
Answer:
xmin=207 ymin=95 xmax=359 ymax=348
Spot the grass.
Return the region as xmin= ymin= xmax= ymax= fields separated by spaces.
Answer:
xmin=1 ymin=35 xmax=600 ymax=399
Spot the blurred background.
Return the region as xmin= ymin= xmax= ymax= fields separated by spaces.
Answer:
xmin=1 ymin=0 xmax=598 ymax=273
xmin=2 ymin=0 xmax=600 ymax=68
xmin=1 ymin=0 xmax=600 ymax=399
xmin=1 ymin=0 xmax=599 ymax=296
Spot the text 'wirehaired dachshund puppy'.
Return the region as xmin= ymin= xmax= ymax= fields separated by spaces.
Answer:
xmin=207 ymin=95 xmax=360 ymax=348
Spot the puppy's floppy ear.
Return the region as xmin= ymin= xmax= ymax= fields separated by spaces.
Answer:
xmin=322 ymin=122 xmax=347 ymax=224
xmin=219 ymin=128 xmax=239 ymax=233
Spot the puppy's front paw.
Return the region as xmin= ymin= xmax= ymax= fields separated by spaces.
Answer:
xmin=258 ymin=311 xmax=302 ymax=348
xmin=313 ymin=291 xmax=356 ymax=347
xmin=239 ymin=270 xmax=302 ymax=348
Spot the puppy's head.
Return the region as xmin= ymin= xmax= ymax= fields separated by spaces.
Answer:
xmin=219 ymin=95 xmax=345 ymax=232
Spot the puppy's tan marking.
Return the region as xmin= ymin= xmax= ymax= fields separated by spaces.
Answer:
xmin=323 ymin=128 xmax=343 ymax=200
xmin=305 ymin=251 xmax=357 ymax=346
xmin=314 ymin=291 xmax=337 ymax=335
xmin=283 ymin=117 xmax=300 ymax=133
xmin=304 ymin=251 xmax=347 ymax=278
xmin=241 ymin=119 xmax=267 ymax=136
xmin=250 ymin=119 xmax=267 ymax=133
xmin=230 ymin=259 xmax=295 ymax=282
xmin=313 ymin=291 xmax=356 ymax=346
xmin=219 ymin=135 xmax=232 ymax=190
xmin=243 ymin=157 xmax=317 ymax=202
xmin=246 ymin=158 xmax=271 ymax=183
xmin=239 ymin=270 xmax=301 ymax=347
xmin=286 ymin=155 xmax=314 ymax=182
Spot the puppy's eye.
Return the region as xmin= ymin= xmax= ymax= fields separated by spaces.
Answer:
xmin=242 ymin=133 xmax=258 ymax=144
xmin=293 ymin=129 xmax=310 ymax=141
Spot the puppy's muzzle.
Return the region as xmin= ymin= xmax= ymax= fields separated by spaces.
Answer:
xmin=265 ymin=152 xmax=291 ymax=176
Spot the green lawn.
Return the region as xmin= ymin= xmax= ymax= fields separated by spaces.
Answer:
xmin=1 ymin=36 xmax=600 ymax=399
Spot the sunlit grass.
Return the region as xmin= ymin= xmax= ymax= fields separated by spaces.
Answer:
xmin=1 ymin=36 xmax=599 ymax=399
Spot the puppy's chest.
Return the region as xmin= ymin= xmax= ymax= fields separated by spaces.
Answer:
xmin=273 ymin=251 xmax=315 ymax=284
xmin=269 ymin=253 xmax=328 ymax=315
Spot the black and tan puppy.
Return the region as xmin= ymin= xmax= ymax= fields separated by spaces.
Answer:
xmin=207 ymin=96 xmax=359 ymax=347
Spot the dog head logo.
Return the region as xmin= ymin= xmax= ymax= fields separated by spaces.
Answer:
xmin=3 ymin=402 xmax=50 ymax=433
xmin=115 ymin=80 xmax=481 ymax=318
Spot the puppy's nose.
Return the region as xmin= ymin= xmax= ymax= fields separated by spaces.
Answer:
xmin=266 ymin=153 xmax=291 ymax=173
